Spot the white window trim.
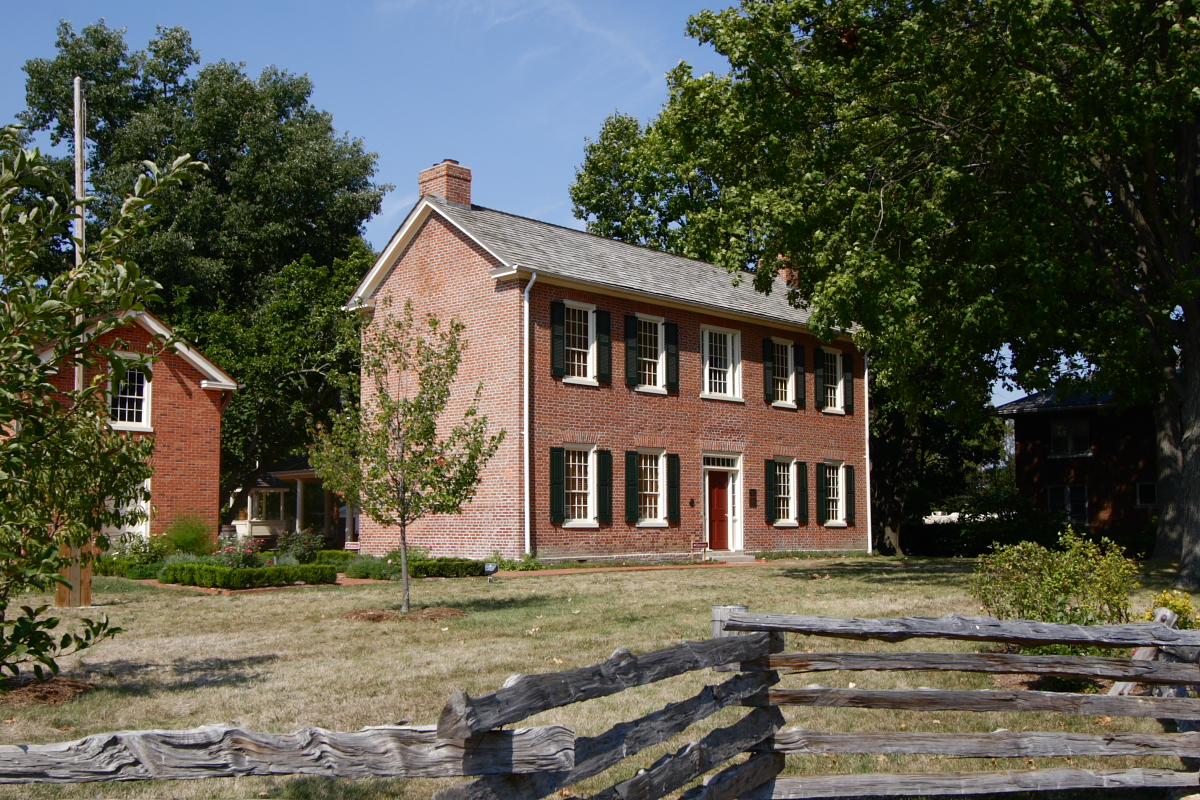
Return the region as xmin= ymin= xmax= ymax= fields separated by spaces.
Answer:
xmin=635 ymin=313 xmax=667 ymax=394
xmin=562 ymin=444 xmax=599 ymax=528
xmin=771 ymin=337 xmax=796 ymax=409
xmin=108 ymin=355 xmax=154 ymax=432
xmin=563 ymin=300 xmax=598 ymax=386
xmin=700 ymin=324 xmax=742 ymax=401
xmin=636 ymin=448 xmax=668 ymax=527
xmin=824 ymin=460 xmax=847 ymax=527
xmin=773 ymin=456 xmax=799 ymax=527
xmin=820 ymin=347 xmax=845 ymax=415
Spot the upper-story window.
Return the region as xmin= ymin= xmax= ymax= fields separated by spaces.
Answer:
xmin=552 ymin=301 xmax=610 ymax=385
xmin=702 ymin=326 xmax=742 ymax=401
xmin=823 ymin=350 xmax=841 ymax=409
xmin=110 ymin=366 xmax=152 ymax=431
xmin=564 ymin=304 xmax=592 ymax=380
xmin=816 ymin=347 xmax=854 ymax=414
xmin=774 ymin=341 xmax=793 ymax=404
xmin=1050 ymin=419 xmax=1090 ymax=457
xmin=637 ymin=318 xmax=661 ymax=387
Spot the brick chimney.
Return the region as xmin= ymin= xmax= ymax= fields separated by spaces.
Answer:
xmin=419 ymin=159 xmax=472 ymax=206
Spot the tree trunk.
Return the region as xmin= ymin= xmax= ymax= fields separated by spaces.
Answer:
xmin=1152 ymin=390 xmax=1185 ymax=560
xmin=869 ymin=406 xmax=918 ymax=556
xmin=399 ymin=516 xmax=411 ymax=613
xmin=1171 ymin=332 xmax=1200 ymax=589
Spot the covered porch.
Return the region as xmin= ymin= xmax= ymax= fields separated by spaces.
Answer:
xmin=232 ymin=456 xmax=359 ymax=550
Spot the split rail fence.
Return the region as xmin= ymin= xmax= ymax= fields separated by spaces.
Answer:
xmin=5 ymin=610 xmax=1200 ymax=798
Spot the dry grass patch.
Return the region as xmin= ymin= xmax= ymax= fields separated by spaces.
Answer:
xmin=342 ymin=607 xmax=465 ymax=623
xmin=0 ymin=558 xmax=1183 ymax=799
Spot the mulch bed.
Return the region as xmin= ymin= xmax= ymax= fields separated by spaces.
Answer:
xmin=1 ymin=676 xmax=94 ymax=706
xmin=342 ymin=606 xmax=466 ymax=623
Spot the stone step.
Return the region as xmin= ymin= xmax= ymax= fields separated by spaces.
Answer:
xmin=712 ymin=551 xmax=756 ymax=564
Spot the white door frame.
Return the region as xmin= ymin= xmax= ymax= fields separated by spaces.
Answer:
xmin=701 ymin=453 xmax=743 ymax=551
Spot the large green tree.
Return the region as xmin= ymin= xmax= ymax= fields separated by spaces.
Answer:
xmin=21 ymin=21 xmax=385 ymax=519
xmin=0 ymin=125 xmax=199 ymax=680
xmin=571 ymin=2 xmax=1200 ymax=581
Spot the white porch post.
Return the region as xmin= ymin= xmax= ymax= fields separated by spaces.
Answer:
xmin=295 ymin=480 xmax=304 ymax=533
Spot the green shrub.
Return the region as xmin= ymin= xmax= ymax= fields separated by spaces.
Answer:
xmin=211 ymin=543 xmax=263 ymax=568
xmin=158 ymin=563 xmax=337 ymax=589
xmin=316 ymin=550 xmax=356 ymax=567
xmin=125 ymin=564 xmax=163 ymax=580
xmin=163 ymin=552 xmax=212 ymax=565
xmin=386 ymin=546 xmax=431 ymax=562
xmin=109 ymin=533 xmax=169 ymax=565
xmin=343 ymin=555 xmax=484 ymax=580
xmin=973 ymin=529 xmax=1137 ymax=628
xmin=488 ymin=550 xmax=546 ymax=571
xmin=277 ymin=527 xmax=325 ymax=564
xmin=161 ymin=515 xmax=216 ymax=555
xmin=273 ymin=554 xmax=301 ymax=567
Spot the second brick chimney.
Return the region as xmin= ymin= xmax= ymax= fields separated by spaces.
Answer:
xmin=419 ymin=159 xmax=472 ymax=206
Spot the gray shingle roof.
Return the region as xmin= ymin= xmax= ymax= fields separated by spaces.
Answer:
xmin=427 ymin=196 xmax=819 ymax=332
xmin=995 ymin=390 xmax=1115 ymax=415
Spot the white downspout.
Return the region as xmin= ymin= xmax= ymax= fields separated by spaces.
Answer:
xmin=523 ymin=271 xmax=538 ymax=555
xmin=863 ymin=351 xmax=873 ymax=555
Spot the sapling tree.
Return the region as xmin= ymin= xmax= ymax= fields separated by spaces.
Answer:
xmin=0 ymin=124 xmax=201 ymax=681
xmin=311 ymin=300 xmax=504 ymax=612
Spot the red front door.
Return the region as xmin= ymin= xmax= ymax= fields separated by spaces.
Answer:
xmin=708 ymin=471 xmax=729 ymax=550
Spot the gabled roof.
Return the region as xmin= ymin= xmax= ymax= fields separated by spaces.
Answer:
xmin=995 ymin=390 xmax=1114 ymax=415
xmin=349 ymin=195 xmax=822 ymax=333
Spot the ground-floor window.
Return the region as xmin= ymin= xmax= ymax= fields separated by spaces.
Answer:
xmin=775 ymin=460 xmax=794 ymax=523
xmin=1048 ymin=484 xmax=1088 ymax=527
xmin=816 ymin=462 xmax=855 ymax=526
xmin=638 ymin=451 xmax=664 ymax=523
xmin=565 ymin=448 xmax=592 ymax=522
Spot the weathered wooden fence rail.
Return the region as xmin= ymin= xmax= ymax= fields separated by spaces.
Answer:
xmin=7 ymin=609 xmax=1200 ymax=798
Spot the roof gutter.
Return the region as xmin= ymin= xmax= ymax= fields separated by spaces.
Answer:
xmin=522 ymin=268 xmax=537 ymax=556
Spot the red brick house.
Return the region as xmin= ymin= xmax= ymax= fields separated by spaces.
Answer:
xmin=50 ymin=311 xmax=238 ymax=538
xmin=346 ymin=161 xmax=871 ymax=561
xmin=997 ymin=391 xmax=1157 ymax=552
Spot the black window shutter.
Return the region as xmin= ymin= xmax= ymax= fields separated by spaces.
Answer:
xmin=667 ymin=454 xmax=681 ymax=523
xmin=798 ymin=462 xmax=809 ymax=524
xmin=813 ymin=347 xmax=825 ymax=410
xmin=625 ymin=451 xmax=639 ymax=522
xmin=795 ymin=345 xmax=806 ymax=409
xmin=596 ymin=310 xmax=611 ymax=383
xmin=624 ymin=315 xmax=638 ymax=386
xmin=597 ymin=449 xmax=613 ymax=523
xmin=816 ymin=463 xmax=827 ymax=524
xmin=762 ymin=339 xmax=775 ymax=403
xmin=844 ymin=465 xmax=856 ymax=526
xmin=550 ymin=447 xmax=565 ymax=522
xmin=551 ymin=302 xmax=566 ymax=377
xmin=842 ymin=353 xmax=854 ymax=414
xmin=665 ymin=322 xmax=679 ymax=392
xmin=764 ymin=460 xmax=776 ymax=524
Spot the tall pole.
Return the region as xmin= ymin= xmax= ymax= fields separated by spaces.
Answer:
xmin=58 ymin=77 xmax=91 ymax=609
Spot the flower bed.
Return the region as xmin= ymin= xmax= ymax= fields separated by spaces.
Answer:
xmin=158 ymin=563 xmax=337 ymax=589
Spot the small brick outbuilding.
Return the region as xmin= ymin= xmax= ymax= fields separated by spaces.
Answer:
xmin=345 ymin=161 xmax=872 ymax=561
xmin=50 ymin=310 xmax=238 ymax=538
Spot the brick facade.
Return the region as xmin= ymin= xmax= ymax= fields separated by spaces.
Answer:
xmin=50 ymin=317 xmax=232 ymax=537
xmin=356 ymin=164 xmax=870 ymax=560
xmin=1011 ymin=405 xmax=1157 ymax=551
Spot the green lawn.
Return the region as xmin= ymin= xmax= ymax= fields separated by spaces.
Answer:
xmin=0 ymin=558 xmax=1185 ymax=799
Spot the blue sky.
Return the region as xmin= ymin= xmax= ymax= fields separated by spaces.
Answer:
xmin=2 ymin=0 xmax=1023 ymax=405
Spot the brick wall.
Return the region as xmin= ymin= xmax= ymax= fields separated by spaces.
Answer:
xmin=50 ymin=322 xmax=227 ymax=537
xmin=359 ymin=207 xmax=870 ymax=559
xmin=1013 ymin=406 xmax=1156 ymax=549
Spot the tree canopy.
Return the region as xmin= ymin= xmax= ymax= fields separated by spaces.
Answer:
xmin=21 ymin=21 xmax=387 ymax=518
xmin=571 ymin=0 xmax=1200 ymax=573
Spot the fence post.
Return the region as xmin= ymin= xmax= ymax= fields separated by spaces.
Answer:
xmin=712 ymin=605 xmax=749 ymax=672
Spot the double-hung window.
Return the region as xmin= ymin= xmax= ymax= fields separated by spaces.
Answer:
xmin=1050 ymin=419 xmax=1090 ymax=457
xmin=816 ymin=461 xmax=855 ymax=527
xmin=702 ymin=326 xmax=742 ymax=401
xmin=637 ymin=450 xmax=666 ymax=524
xmin=773 ymin=341 xmax=793 ymax=405
xmin=815 ymin=347 xmax=854 ymax=414
xmin=823 ymin=350 xmax=841 ymax=410
xmin=110 ymin=365 xmax=152 ymax=431
xmin=1137 ymin=483 xmax=1158 ymax=507
xmin=774 ymin=459 xmax=795 ymax=524
xmin=564 ymin=304 xmax=593 ymax=381
xmin=1048 ymin=484 xmax=1088 ymax=527
xmin=565 ymin=447 xmax=594 ymax=524
xmin=636 ymin=316 xmax=665 ymax=392
xmin=824 ymin=463 xmax=842 ymax=523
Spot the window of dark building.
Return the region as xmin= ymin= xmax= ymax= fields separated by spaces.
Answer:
xmin=1137 ymin=482 xmax=1158 ymax=507
xmin=1050 ymin=419 xmax=1090 ymax=457
xmin=1048 ymin=484 xmax=1089 ymax=527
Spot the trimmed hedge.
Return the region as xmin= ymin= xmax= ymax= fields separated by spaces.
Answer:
xmin=159 ymin=563 xmax=337 ymax=589
xmin=316 ymin=549 xmax=357 ymax=567
xmin=94 ymin=558 xmax=163 ymax=580
xmin=343 ymin=555 xmax=486 ymax=580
